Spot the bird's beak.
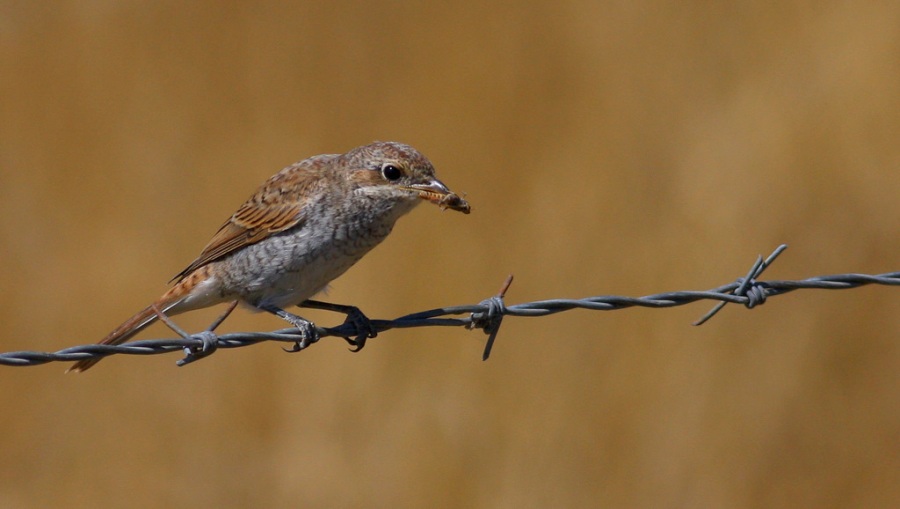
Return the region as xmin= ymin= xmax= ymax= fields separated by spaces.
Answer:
xmin=405 ymin=179 xmax=471 ymax=214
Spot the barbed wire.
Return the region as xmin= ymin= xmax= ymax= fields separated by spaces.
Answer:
xmin=2 ymin=244 xmax=899 ymax=369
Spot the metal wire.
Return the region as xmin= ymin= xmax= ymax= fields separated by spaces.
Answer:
xmin=3 ymin=244 xmax=899 ymax=369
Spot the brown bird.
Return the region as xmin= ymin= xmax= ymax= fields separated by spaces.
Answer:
xmin=69 ymin=141 xmax=470 ymax=372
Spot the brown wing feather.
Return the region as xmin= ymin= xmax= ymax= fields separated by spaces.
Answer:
xmin=171 ymin=162 xmax=331 ymax=283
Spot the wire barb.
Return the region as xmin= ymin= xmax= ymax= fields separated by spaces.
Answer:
xmin=468 ymin=274 xmax=514 ymax=361
xmin=2 ymin=244 xmax=899 ymax=369
xmin=693 ymin=244 xmax=788 ymax=326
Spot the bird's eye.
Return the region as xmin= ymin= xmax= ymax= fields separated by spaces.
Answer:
xmin=381 ymin=164 xmax=403 ymax=181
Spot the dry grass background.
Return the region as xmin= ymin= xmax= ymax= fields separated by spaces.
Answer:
xmin=2 ymin=1 xmax=900 ymax=507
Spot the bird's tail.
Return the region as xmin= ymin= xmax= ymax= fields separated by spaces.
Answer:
xmin=68 ymin=264 xmax=227 ymax=372
xmin=66 ymin=269 xmax=213 ymax=372
xmin=67 ymin=303 xmax=167 ymax=372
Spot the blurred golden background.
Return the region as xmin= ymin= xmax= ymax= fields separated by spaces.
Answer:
xmin=2 ymin=1 xmax=900 ymax=507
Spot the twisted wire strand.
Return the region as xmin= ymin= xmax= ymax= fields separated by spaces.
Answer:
xmin=2 ymin=245 xmax=899 ymax=368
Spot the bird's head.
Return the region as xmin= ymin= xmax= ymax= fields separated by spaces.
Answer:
xmin=344 ymin=141 xmax=471 ymax=214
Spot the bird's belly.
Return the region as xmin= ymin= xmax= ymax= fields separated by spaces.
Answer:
xmin=220 ymin=224 xmax=389 ymax=309
xmin=254 ymin=252 xmax=364 ymax=309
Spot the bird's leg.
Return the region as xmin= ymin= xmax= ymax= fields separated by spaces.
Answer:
xmin=260 ymin=304 xmax=320 ymax=352
xmin=298 ymin=299 xmax=377 ymax=352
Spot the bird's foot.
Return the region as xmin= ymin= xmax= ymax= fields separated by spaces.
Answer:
xmin=261 ymin=305 xmax=320 ymax=352
xmin=298 ymin=300 xmax=377 ymax=352
xmin=339 ymin=306 xmax=377 ymax=352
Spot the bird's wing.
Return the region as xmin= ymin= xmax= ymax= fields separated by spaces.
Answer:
xmin=171 ymin=163 xmax=329 ymax=283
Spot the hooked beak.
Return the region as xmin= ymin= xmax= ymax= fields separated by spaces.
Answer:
xmin=405 ymin=179 xmax=471 ymax=214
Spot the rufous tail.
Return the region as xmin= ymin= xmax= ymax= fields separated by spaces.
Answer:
xmin=66 ymin=268 xmax=212 ymax=372
xmin=67 ymin=304 xmax=165 ymax=372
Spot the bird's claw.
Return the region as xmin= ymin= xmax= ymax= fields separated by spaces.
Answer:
xmin=340 ymin=307 xmax=377 ymax=352
xmin=282 ymin=319 xmax=319 ymax=353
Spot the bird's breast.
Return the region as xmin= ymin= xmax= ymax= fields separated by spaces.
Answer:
xmin=217 ymin=200 xmax=410 ymax=309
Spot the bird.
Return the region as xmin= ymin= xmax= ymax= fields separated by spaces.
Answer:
xmin=68 ymin=141 xmax=470 ymax=372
